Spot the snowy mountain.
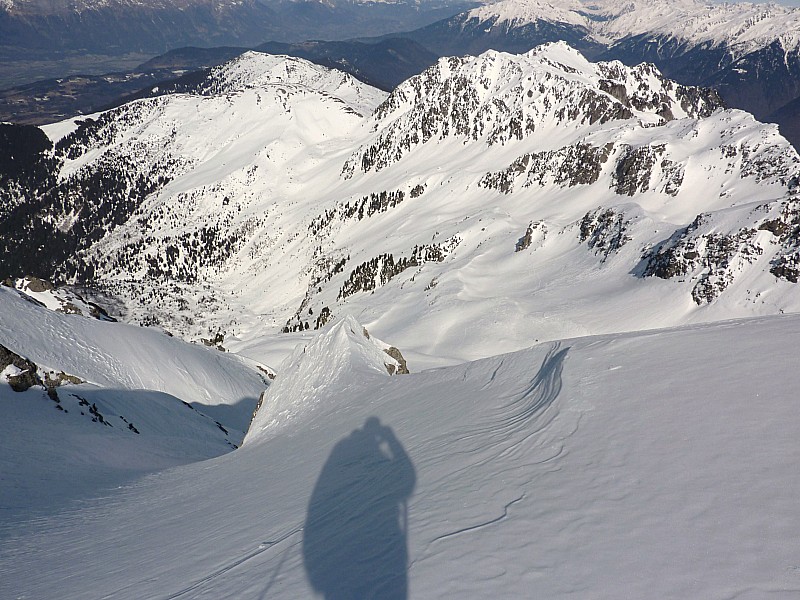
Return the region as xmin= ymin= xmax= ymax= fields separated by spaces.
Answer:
xmin=397 ymin=0 xmax=800 ymax=148
xmin=4 ymin=42 xmax=800 ymax=600
xmin=2 ymin=45 xmax=799 ymax=365
xmin=460 ymin=0 xmax=800 ymax=55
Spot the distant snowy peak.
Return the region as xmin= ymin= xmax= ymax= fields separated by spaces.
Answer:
xmin=345 ymin=42 xmax=722 ymax=175
xmin=469 ymin=0 xmax=800 ymax=56
xmin=198 ymin=52 xmax=386 ymax=116
xmin=246 ymin=315 xmax=407 ymax=440
xmin=468 ymin=0 xmax=589 ymax=29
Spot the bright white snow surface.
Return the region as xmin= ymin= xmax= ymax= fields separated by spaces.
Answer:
xmin=2 ymin=312 xmax=800 ymax=599
xmin=0 ymin=286 xmax=265 ymax=432
xmin=0 ymin=285 xmax=267 ymax=521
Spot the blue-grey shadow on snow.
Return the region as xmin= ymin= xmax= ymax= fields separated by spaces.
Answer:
xmin=304 ymin=417 xmax=416 ymax=599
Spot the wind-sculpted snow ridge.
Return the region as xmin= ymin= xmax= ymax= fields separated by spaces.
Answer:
xmin=469 ymin=0 xmax=800 ymax=58
xmin=4 ymin=315 xmax=800 ymax=599
xmin=245 ymin=315 xmax=407 ymax=439
xmin=344 ymin=42 xmax=723 ymax=176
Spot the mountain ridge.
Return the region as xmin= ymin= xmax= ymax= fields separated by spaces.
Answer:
xmin=2 ymin=44 xmax=799 ymax=365
xmin=379 ymin=0 xmax=800 ymax=149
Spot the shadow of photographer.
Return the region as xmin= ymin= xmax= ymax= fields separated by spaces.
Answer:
xmin=303 ymin=417 xmax=416 ymax=599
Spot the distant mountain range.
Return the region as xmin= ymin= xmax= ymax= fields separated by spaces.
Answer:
xmin=386 ymin=0 xmax=800 ymax=148
xmin=0 ymin=0 xmax=473 ymax=87
xmin=1 ymin=0 xmax=472 ymax=53
xmin=3 ymin=0 xmax=800 ymax=152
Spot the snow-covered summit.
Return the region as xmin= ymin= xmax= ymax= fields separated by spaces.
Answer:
xmin=468 ymin=0 xmax=589 ymax=29
xmin=345 ymin=41 xmax=722 ymax=174
xmin=196 ymin=51 xmax=386 ymax=116
xmin=246 ymin=315 xmax=407 ymax=440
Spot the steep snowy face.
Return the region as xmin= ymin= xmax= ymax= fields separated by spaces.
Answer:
xmin=468 ymin=0 xmax=800 ymax=58
xmin=344 ymin=42 xmax=722 ymax=176
xmin=0 ymin=286 xmax=266 ymax=431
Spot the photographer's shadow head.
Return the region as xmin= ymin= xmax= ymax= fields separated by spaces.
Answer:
xmin=303 ymin=417 xmax=416 ymax=599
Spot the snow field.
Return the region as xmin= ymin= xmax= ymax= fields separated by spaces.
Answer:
xmin=2 ymin=313 xmax=800 ymax=598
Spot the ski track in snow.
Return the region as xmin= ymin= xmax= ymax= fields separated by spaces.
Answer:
xmin=413 ymin=493 xmax=526 ymax=552
xmin=160 ymin=527 xmax=304 ymax=600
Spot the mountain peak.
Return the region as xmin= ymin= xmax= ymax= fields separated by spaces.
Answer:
xmin=345 ymin=42 xmax=722 ymax=176
xmin=245 ymin=316 xmax=406 ymax=441
xmin=189 ymin=51 xmax=386 ymax=115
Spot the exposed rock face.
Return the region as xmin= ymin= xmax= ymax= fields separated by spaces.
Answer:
xmin=613 ymin=145 xmax=662 ymax=196
xmin=1 ymin=342 xmax=84 ymax=397
xmin=642 ymin=215 xmax=764 ymax=304
xmin=384 ymin=346 xmax=410 ymax=375
xmin=0 ymin=344 xmax=40 ymax=392
xmin=21 ymin=276 xmax=54 ymax=293
xmin=481 ymin=143 xmax=615 ymax=193
xmin=760 ymin=199 xmax=800 ymax=283
xmin=579 ymin=208 xmax=631 ymax=262
xmin=516 ymin=224 xmax=535 ymax=252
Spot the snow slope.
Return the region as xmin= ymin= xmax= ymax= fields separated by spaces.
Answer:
xmin=0 ymin=285 xmax=267 ymax=433
xmin=2 ymin=313 xmax=799 ymax=599
xmin=0 ymin=379 xmax=240 ymax=523
xmin=0 ymin=282 xmax=268 ymax=522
